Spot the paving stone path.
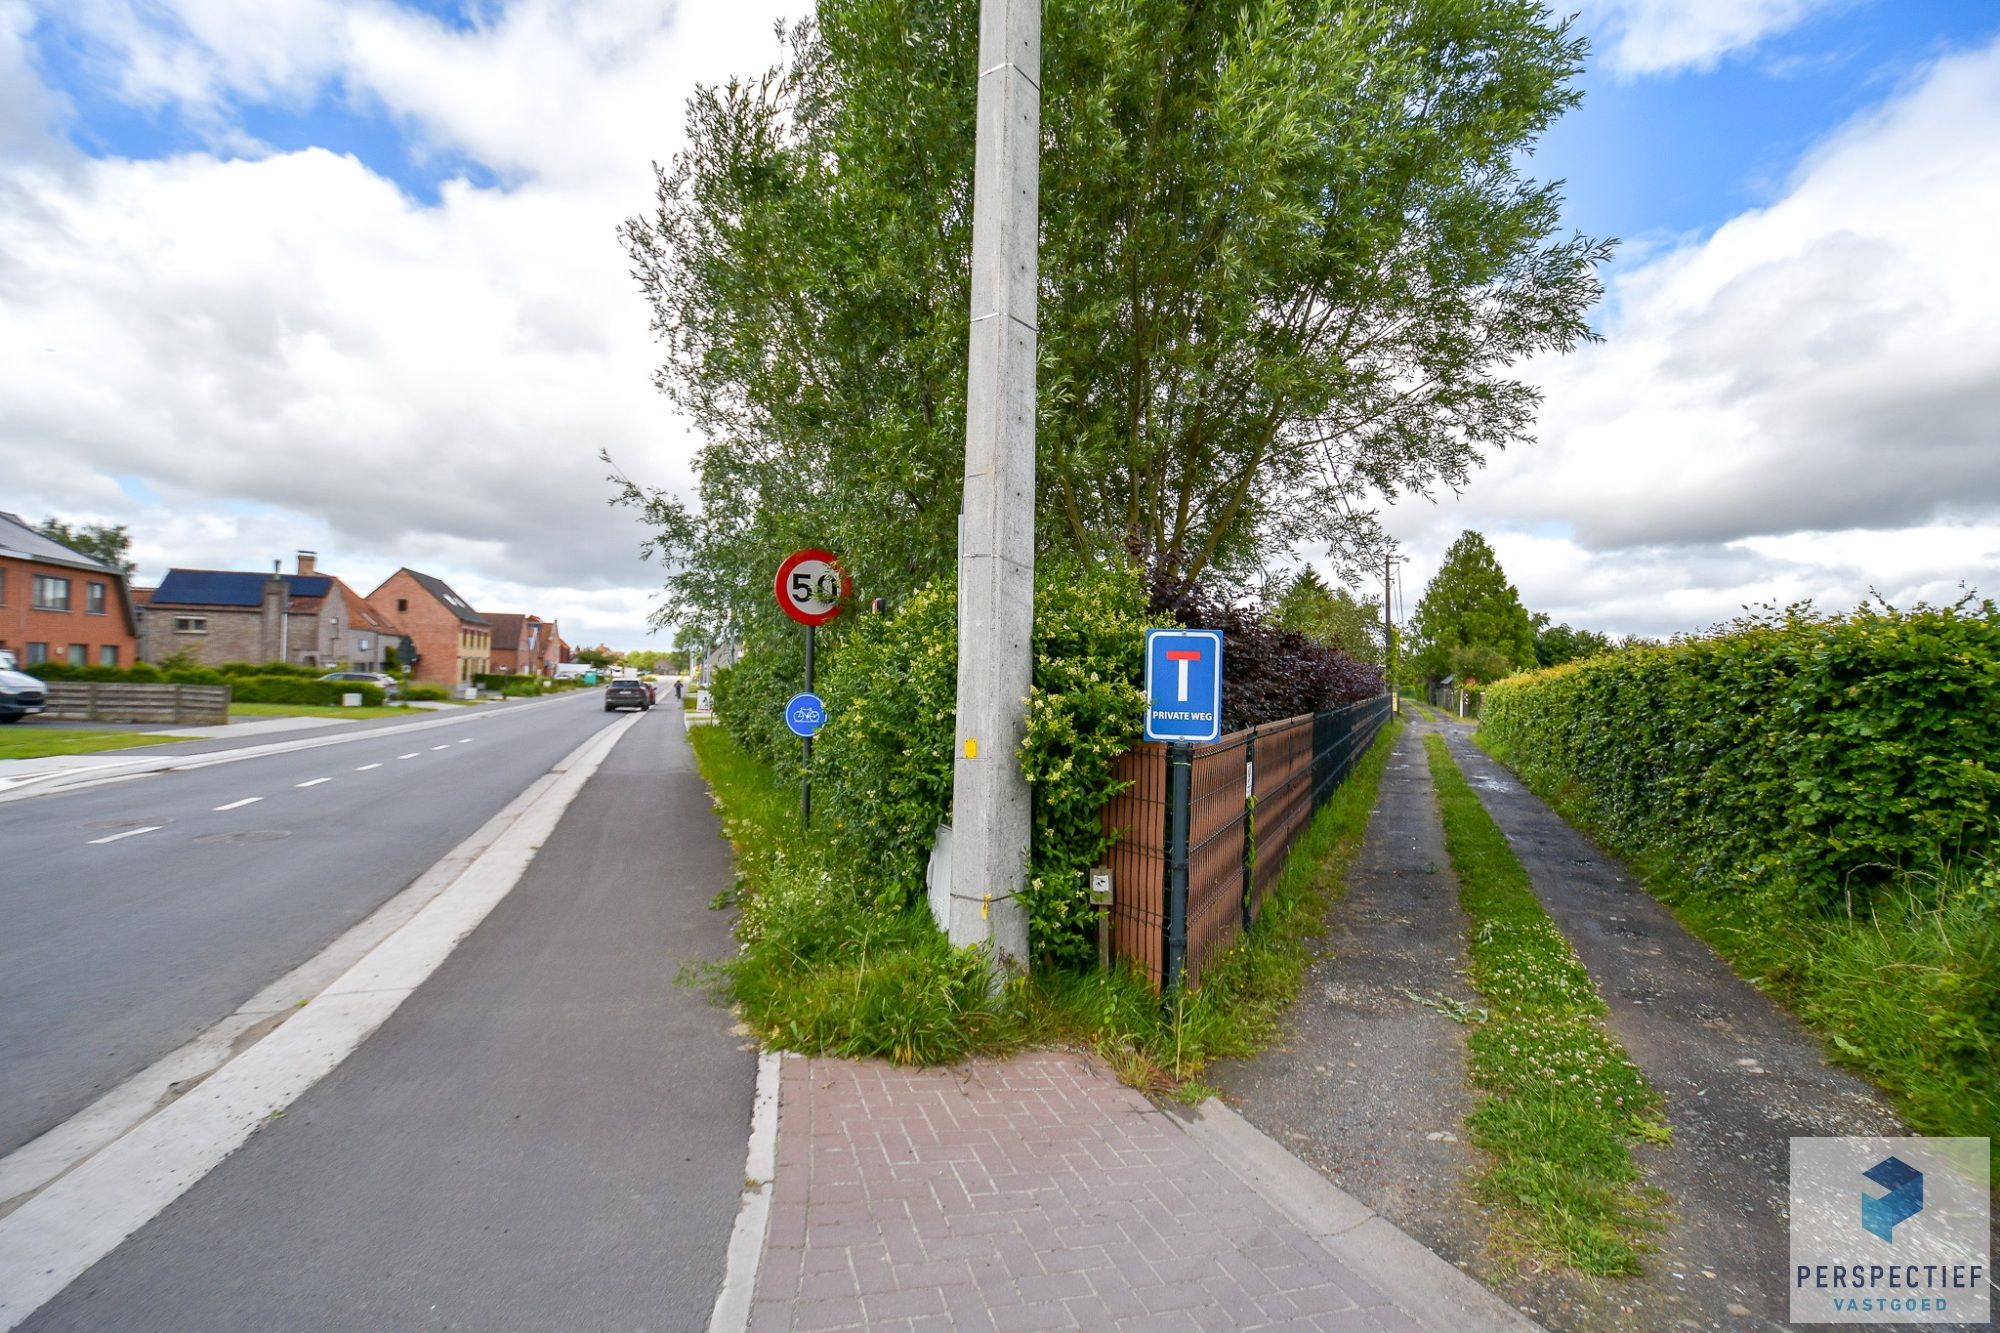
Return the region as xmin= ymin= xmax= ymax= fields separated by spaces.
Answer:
xmin=747 ymin=1049 xmax=1497 ymax=1333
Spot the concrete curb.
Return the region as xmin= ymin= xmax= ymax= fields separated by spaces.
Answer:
xmin=1178 ymin=1098 xmax=1545 ymax=1333
xmin=708 ymin=1050 xmax=780 ymax=1333
xmin=0 ymin=711 xmax=644 ymax=1330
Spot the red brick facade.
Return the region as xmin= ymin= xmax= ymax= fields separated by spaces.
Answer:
xmin=365 ymin=568 xmax=492 ymax=686
xmin=0 ymin=516 xmax=139 ymax=669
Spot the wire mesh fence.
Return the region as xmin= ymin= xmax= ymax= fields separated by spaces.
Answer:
xmin=1098 ymin=694 xmax=1392 ymax=991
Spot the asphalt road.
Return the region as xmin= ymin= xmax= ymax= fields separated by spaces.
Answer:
xmin=20 ymin=698 xmax=752 ymax=1332
xmin=0 ymin=690 xmax=630 ymax=1156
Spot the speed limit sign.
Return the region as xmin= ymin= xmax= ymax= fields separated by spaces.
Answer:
xmin=774 ymin=549 xmax=851 ymax=626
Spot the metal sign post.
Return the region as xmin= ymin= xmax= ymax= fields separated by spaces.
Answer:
xmin=1143 ymin=628 xmax=1223 ymax=991
xmin=775 ymin=550 xmax=850 ymax=826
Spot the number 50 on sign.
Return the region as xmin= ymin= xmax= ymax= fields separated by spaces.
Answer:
xmin=774 ymin=549 xmax=851 ymax=626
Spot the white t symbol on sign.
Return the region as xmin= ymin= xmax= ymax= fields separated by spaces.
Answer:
xmin=1166 ymin=649 xmax=1201 ymax=702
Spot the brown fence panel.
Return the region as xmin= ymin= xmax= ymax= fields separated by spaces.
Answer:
xmin=1100 ymin=741 xmax=1167 ymax=990
xmin=1099 ymin=696 xmax=1393 ymax=992
xmin=1251 ymin=716 xmax=1313 ymax=910
xmin=42 ymin=682 xmax=230 ymax=726
xmin=1184 ymin=734 xmax=1250 ymax=987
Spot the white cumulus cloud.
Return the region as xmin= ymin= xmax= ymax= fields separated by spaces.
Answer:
xmin=1379 ymin=35 xmax=2000 ymax=638
xmin=0 ymin=0 xmax=800 ymax=650
xmin=1586 ymin=0 xmax=1849 ymax=76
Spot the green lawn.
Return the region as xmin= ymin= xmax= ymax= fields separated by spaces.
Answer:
xmin=0 ymin=728 xmax=189 ymax=760
xmin=227 ymin=702 xmax=432 ymax=721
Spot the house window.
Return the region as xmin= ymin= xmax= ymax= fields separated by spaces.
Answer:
xmin=100 ymin=645 xmax=119 ymax=666
xmin=67 ymin=643 xmax=86 ymax=665
xmin=87 ymin=582 xmax=107 ymax=615
xmin=0 ymin=568 xmax=6 ymax=602
xmin=175 ymin=616 xmax=208 ymax=633
xmin=32 ymin=575 xmax=70 ymax=611
xmin=397 ymin=598 xmax=408 ymax=612
xmin=26 ymin=642 xmax=48 ymax=664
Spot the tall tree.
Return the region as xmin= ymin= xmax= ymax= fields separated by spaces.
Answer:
xmin=1531 ymin=614 xmax=1615 ymax=667
xmin=37 ymin=518 xmax=135 ymax=573
xmin=1409 ymin=530 xmax=1536 ymax=684
xmin=1273 ymin=568 xmax=1382 ymax=665
xmin=618 ymin=0 xmax=1606 ymax=641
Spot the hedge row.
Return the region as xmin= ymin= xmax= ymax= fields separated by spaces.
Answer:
xmin=231 ymin=677 xmax=387 ymax=707
xmin=25 ymin=660 xmax=386 ymax=706
xmin=1479 ymin=599 xmax=2000 ymax=913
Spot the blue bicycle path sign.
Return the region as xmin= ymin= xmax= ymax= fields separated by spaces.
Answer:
xmin=784 ymin=692 xmax=828 ymax=739
xmin=1144 ymin=628 xmax=1223 ymax=743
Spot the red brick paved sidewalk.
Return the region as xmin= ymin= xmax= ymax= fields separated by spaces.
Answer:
xmin=743 ymin=1050 xmax=1534 ymax=1333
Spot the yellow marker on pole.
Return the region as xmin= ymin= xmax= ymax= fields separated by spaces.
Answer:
xmin=964 ymin=738 xmax=978 ymax=760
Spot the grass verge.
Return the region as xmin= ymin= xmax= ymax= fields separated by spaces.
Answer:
xmin=687 ymin=717 xmax=1403 ymax=1096
xmin=228 ymin=702 xmax=428 ymax=720
xmin=0 ymin=727 xmax=187 ymax=759
xmin=1477 ymin=734 xmax=1998 ymax=1140
xmin=1423 ymin=733 xmax=1669 ymax=1276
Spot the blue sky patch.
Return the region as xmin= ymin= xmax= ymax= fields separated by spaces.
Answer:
xmin=1537 ymin=0 xmax=1999 ymax=272
xmin=25 ymin=2 xmax=501 ymax=204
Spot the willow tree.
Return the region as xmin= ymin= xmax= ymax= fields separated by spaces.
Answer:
xmin=620 ymin=0 xmax=1606 ymax=640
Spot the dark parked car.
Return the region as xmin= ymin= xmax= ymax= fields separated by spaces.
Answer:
xmin=0 ymin=665 xmax=47 ymax=723
xmin=604 ymin=679 xmax=651 ymax=713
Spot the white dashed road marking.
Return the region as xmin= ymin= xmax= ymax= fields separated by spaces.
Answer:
xmin=87 ymin=826 xmax=162 ymax=845
xmin=458 ymin=739 xmax=472 ymax=744
xmin=399 ymin=753 xmax=420 ymax=760
xmin=356 ymin=763 xmax=382 ymax=771
xmin=431 ymin=745 xmax=449 ymax=751
xmin=295 ymin=778 xmax=331 ymax=788
xmin=212 ymin=798 xmax=261 ymax=811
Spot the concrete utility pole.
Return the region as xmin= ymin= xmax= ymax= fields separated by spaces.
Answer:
xmin=947 ymin=0 xmax=1039 ymax=966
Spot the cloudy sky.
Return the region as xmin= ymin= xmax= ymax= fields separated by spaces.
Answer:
xmin=1 ymin=0 xmax=1995 ymax=647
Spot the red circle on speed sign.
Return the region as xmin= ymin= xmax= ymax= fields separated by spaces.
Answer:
xmin=774 ymin=549 xmax=851 ymax=626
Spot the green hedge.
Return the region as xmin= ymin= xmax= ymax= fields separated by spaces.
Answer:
xmin=1480 ymin=599 xmax=2000 ymax=913
xmin=27 ymin=660 xmax=388 ymax=706
xmin=404 ymin=683 xmax=450 ymax=702
xmin=30 ymin=661 xmax=224 ymax=684
xmin=713 ymin=562 xmax=1148 ymax=968
xmin=230 ymin=677 xmax=387 ymax=707
xmin=212 ymin=660 xmax=320 ymax=678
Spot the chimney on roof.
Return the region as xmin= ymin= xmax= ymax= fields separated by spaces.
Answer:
xmin=297 ymin=550 xmax=317 ymax=576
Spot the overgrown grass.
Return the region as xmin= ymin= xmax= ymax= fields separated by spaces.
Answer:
xmin=0 ymin=727 xmax=188 ymax=759
xmin=687 ymin=717 xmax=1404 ymax=1095
xmin=1480 ymin=735 xmax=1999 ymax=1140
xmin=1424 ymin=733 xmax=1669 ymax=1276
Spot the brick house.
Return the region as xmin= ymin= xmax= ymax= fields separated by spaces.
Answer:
xmin=0 ymin=511 xmax=141 ymax=668
xmin=482 ymin=612 xmax=561 ymax=675
xmin=367 ymin=568 xmax=491 ymax=685
xmin=141 ymin=552 xmax=397 ymax=670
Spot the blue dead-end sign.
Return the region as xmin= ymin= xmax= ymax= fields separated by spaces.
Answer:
xmin=1144 ymin=629 xmax=1223 ymax=743
xmin=785 ymin=691 xmax=828 ymax=739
